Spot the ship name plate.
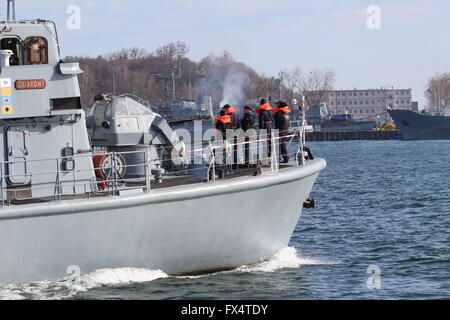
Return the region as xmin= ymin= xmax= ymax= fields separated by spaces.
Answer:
xmin=15 ymin=79 xmax=47 ymax=90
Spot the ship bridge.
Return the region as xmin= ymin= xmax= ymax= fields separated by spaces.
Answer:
xmin=0 ymin=19 xmax=60 ymax=65
xmin=0 ymin=4 xmax=92 ymax=203
xmin=0 ymin=19 xmax=83 ymax=119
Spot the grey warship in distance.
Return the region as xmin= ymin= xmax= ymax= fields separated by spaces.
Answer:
xmin=0 ymin=1 xmax=326 ymax=284
xmin=388 ymin=108 xmax=450 ymax=140
xmin=306 ymin=102 xmax=377 ymax=132
xmin=159 ymin=97 xmax=215 ymax=141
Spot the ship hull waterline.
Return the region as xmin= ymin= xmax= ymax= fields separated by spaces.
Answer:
xmin=0 ymin=158 xmax=326 ymax=284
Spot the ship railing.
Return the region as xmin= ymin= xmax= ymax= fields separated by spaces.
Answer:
xmin=182 ymin=130 xmax=308 ymax=182
xmin=290 ymin=120 xmax=301 ymax=128
xmin=0 ymin=132 xmax=309 ymax=206
xmin=0 ymin=150 xmax=153 ymax=206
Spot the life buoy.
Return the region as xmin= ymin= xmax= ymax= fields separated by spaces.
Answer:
xmin=92 ymin=153 xmax=126 ymax=181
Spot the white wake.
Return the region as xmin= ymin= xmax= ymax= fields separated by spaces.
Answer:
xmin=0 ymin=268 xmax=168 ymax=300
xmin=0 ymin=246 xmax=337 ymax=300
xmin=235 ymin=246 xmax=339 ymax=273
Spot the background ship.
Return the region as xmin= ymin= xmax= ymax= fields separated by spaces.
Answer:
xmin=320 ymin=114 xmax=377 ymax=132
xmin=388 ymin=109 xmax=450 ymax=140
xmin=306 ymin=102 xmax=377 ymax=132
xmin=157 ymin=96 xmax=214 ymax=141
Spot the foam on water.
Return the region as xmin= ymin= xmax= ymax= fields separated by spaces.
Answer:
xmin=0 ymin=247 xmax=337 ymax=299
xmin=235 ymin=246 xmax=339 ymax=273
xmin=0 ymin=268 xmax=168 ymax=300
xmin=181 ymin=246 xmax=340 ymax=278
xmin=80 ymin=268 xmax=168 ymax=287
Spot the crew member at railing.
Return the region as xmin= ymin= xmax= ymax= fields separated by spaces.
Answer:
xmin=256 ymin=98 xmax=274 ymax=158
xmin=214 ymin=110 xmax=232 ymax=178
xmin=241 ymin=106 xmax=255 ymax=167
xmin=274 ymin=101 xmax=292 ymax=164
xmin=223 ymin=104 xmax=240 ymax=169
xmin=215 ymin=109 xmax=232 ymax=137
xmin=223 ymin=104 xmax=239 ymax=129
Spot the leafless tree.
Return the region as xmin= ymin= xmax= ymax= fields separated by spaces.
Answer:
xmin=278 ymin=67 xmax=302 ymax=103
xmin=279 ymin=67 xmax=335 ymax=106
xmin=67 ymin=44 xmax=271 ymax=110
xmin=425 ymin=72 xmax=450 ymax=112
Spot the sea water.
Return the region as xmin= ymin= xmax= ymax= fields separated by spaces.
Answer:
xmin=1 ymin=140 xmax=449 ymax=299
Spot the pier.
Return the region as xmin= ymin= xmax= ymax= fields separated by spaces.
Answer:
xmin=305 ymin=130 xmax=401 ymax=142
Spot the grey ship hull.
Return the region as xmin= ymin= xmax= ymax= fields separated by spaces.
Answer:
xmin=320 ymin=120 xmax=376 ymax=132
xmin=0 ymin=159 xmax=325 ymax=284
xmin=388 ymin=109 xmax=450 ymax=140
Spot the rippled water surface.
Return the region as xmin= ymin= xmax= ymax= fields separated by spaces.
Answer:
xmin=1 ymin=140 xmax=449 ymax=299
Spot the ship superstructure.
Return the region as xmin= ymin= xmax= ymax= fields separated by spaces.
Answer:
xmin=0 ymin=18 xmax=97 ymax=200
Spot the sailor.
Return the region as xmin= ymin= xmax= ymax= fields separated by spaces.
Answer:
xmin=274 ymin=101 xmax=292 ymax=163
xmin=215 ymin=109 xmax=232 ymax=138
xmin=291 ymin=98 xmax=301 ymax=121
xmin=241 ymin=106 xmax=255 ymax=131
xmin=256 ymin=98 xmax=274 ymax=158
xmin=241 ymin=106 xmax=255 ymax=166
xmin=223 ymin=104 xmax=239 ymax=168
xmin=223 ymin=104 xmax=239 ymax=129
xmin=214 ymin=110 xmax=232 ymax=178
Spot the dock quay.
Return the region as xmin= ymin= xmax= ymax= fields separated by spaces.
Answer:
xmin=305 ymin=130 xmax=401 ymax=142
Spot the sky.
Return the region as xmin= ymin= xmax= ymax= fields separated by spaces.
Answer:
xmin=5 ymin=0 xmax=450 ymax=107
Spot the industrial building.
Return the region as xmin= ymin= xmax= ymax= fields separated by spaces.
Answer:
xmin=305 ymin=88 xmax=418 ymax=120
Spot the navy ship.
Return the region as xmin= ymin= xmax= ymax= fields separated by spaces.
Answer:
xmin=388 ymin=109 xmax=450 ymax=140
xmin=158 ymin=97 xmax=214 ymax=141
xmin=320 ymin=114 xmax=376 ymax=132
xmin=0 ymin=1 xmax=326 ymax=284
xmin=306 ymin=102 xmax=376 ymax=132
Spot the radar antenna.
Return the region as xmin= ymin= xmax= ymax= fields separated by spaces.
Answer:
xmin=6 ymin=0 xmax=16 ymax=21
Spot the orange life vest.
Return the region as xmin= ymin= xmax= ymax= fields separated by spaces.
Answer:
xmin=274 ymin=106 xmax=292 ymax=114
xmin=215 ymin=115 xmax=232 ymax=124
xmin=225 ymin=107 xmax=237 ymax=115
xmin=256 ymin=103 xmax=273 ymax=113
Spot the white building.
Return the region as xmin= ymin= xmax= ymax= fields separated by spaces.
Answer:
xmin=305 ymin=88 xmax=415 ymax=120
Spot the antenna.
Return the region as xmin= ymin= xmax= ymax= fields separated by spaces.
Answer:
xmin=6 ymin=0 xmax=16 ymax=21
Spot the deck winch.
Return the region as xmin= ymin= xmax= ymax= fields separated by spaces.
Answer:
xmin=86 ymin=94 xmax=186 ymax=182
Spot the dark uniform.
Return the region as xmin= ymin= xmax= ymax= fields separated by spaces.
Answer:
xmin=256 ymin=99 xmax=274 ymax=159
xmin=241 ymin=106 xmax=255 ymax=166
xmin=223 ymin=105 xmax=239 ymax=168
xmin=241 ymin=108 xmax=255 ymax=131
xmin=274 ymin=102 xmax=291 ymax=163
xmin=214 ymin=111 xmax=232 ymax=178
xmin=223 ymin=105 xmax=239 ymax=129
xmin=215 ymin=111 xmax=232 ymax=138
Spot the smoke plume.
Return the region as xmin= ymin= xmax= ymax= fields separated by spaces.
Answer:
xmin=219 ymin=70 xmax=246 ymax=108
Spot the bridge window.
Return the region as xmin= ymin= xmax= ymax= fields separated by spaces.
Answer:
xmin=0 ymin=37 xmax=23 ymax=65
xmin=24 ymin=37 xmax=48 ymax=65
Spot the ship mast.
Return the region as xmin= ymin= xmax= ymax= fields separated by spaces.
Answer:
xmin=6 ymin=0 xmax=16 ymax=21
